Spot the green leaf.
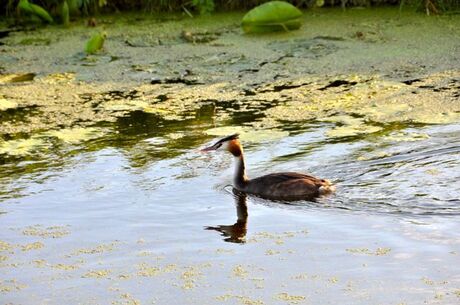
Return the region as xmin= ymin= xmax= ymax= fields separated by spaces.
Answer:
xmin=18 ymin=0 xmax=34 ymax=15
xmin=30 ymin=3 xmax=54 ymax=23
xmin=60 ymin=0 xmax=70 ymax=26
xmin=85 ymin=32 xmax=107 ymax=54
xmin=242 ymin=1 xmax=303 ymax=34
xmin=67 ymin=0 xmax=79 ymax=15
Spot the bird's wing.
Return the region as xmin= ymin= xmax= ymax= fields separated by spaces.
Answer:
xmin=251 ymin=172 xmax=324 ymax=185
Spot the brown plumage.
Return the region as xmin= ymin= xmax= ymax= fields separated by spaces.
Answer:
xmin=201 ymin=133 xmax=335 ymax=201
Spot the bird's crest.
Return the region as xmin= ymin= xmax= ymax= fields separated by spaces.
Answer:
xmin=215 ymin=133 xmax=240 ymax=145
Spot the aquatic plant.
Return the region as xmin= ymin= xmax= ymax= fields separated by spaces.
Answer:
xmin=17 ymin=0 xmax=54 ymax=23
xmin=7 ymin=0 xmax=106 ymax=23
xmin=4 ymin=0 xmax=460 ymax=18
xmin=85 ymin=32 xmax=106 ymax=54
xmin=400 ymin=0 xmax=460 ymax=14
xmin=192 ymin=0 xmax=215 ymax=14
xmin=59 ymin=0 xmax=70 ymax=26
xmin=241 ymin=1 xmax=303 ymax=34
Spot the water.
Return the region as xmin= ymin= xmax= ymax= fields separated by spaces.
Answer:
xmin=1 ymin=105 xmax=459 ymax=304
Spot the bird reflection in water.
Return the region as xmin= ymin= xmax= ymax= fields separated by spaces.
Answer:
xmin=205 ymin=189 xmax=248 ymax=244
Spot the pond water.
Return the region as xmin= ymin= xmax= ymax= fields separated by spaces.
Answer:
xmin=1 ymin=8 xmax=460 ymax=305
xmin=1 ymin=102 xmax=460 ymax=304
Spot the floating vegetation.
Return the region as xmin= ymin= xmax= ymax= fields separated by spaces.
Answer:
xmin=205 ymin=126 xmax=288 ymax=142
xmin=0 ymin=136 xmax=50 ymax=157
xmin=82 ymin=269 xmax=111 ymax=278
xmin=0 ymin=279 xmax=27 ymax=293
xmin=321 ymin=115 xmax=382 ymax=138
xmin=327 ymin=123 xmax=382 ymax=138
xmin=73 ymin=242 xmax=119 ymax=255
xmin=44 ymin=127 xmax=107 ymax=144
xmin=137 ymin=263 xmax=163 ymax=277
xmin=264 ymin=72 xmax=460 ymax=137
xmin=275 ymin=292 xmax=306 ymax=304
xmin=382 ymin=131 xmax=430 ymax=142
xmin=41 ymin=73 xmax=75 ymax=84
xmin=0 ymin=73 xmax=36 ymax=84
xmin=0 ymin=240 xmax=14 ymax=252
xmin=232 ymin=265 xmax=249 ymax=278
xmin=346 ymin=247 xmax=392 ymax=256
xmin=20 ymin=242 xmax=44 ymax=251
xmin=102 ymin=100 xmax=151 ymax=112
xmin=0 ymin=98 xmax=18 ymax=111
xmin=181 ymin=30 xmax=219 ymax=44
xmin=22 ymin=225 xmax=70 ymax=238
xmin=18 ymin=37 xmax=51 ymax=46
xmin=180 ymin=265 xmax=206 ymax=289
xmin=242 ymin=1 xmax=302 ymax=34
xmin=52 ymin=263 xmax=79 ymax=270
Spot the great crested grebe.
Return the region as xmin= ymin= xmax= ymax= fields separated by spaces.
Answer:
xmin=201 ymin=134 xmax=335 ymax=201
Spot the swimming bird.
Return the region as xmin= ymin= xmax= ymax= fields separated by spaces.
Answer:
xmin=201 ymin=133 xmax=335 ymax=201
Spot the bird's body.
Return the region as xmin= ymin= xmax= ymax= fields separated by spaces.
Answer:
xmin=202 ymin=134 xmax=334 ymax=201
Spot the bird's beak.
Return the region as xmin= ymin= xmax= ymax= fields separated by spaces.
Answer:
xmin=200 ymin=145 xmax=217 ymax=152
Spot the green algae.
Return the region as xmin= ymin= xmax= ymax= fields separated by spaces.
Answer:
xmin=275 ymin=292 xmax=306 ymax=304
xmin=382 ymin=131 xmax=430 ymax=142
xmin=205 ymin=126 xmax=288 ymax=142
xmin=82 ymin=269 xmax=111 ymax=278
xmin=264 ymin=71 xmax=460 ymax=138
xmin=44 ymin=127 xmax=107 ymax=144
xmin=346 ymin=247 xmax=392 ymax=256
xmin=0 ymin=98 xmax=19 ymax=111
xmin=321 ymin=115 xmax=383 ymax=138
xmin=0 ymin=136 xmax=50 ymax=157
xmin=0 ymin=73 xmax=36 ymax=84
xmin=20 ymin=242 xmax=44 ymax=251
xmin=73 ymin=242 xmax=119 ymax=255
xmin=0 ymin=279 xmax=27 ymax=293
xmin=22 ymin=225 xmax=70 ymax=238
xmin=232 ymin=265 xmax=249 ymax=278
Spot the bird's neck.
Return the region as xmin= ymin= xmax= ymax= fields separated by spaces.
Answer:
xmin=234 ymin=154 xmax=249 ymax=189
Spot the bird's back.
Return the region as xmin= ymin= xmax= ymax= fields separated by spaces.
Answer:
xmin=241 ymin=172 xmax=333 ymax=200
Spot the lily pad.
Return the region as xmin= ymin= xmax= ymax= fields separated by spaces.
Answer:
xmin=242 ymin=1 xmax=302 ymax=34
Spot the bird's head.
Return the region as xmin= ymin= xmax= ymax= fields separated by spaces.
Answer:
xmin=201 ymin=133 xmax=242 ymax=157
